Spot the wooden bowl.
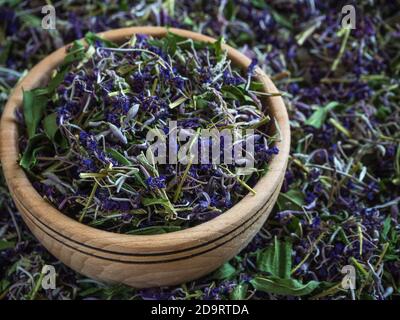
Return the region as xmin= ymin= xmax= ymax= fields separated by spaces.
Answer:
xmin=0 ymin=27 xmax=290 ymax=288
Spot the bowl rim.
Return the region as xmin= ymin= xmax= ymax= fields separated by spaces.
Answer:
xmin=0 ymin=26 xmax=290 ymax=256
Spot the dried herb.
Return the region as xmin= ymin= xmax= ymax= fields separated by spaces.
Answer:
xmin=1 ymin=0 xmax=399 ymax=301
xmin=17 ymin=32 xmax=278 ymax=234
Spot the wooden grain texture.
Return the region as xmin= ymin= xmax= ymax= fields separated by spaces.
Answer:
xmin=0 ymin=27 xmax=290 ymax=288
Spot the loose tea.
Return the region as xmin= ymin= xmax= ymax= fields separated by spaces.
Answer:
xmin=18 ymin=32 xmax=280 ymax=234
xmin=2 ymin=0 xmax=400 ymax=301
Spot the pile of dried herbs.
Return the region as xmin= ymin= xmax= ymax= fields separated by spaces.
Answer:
xmin=1 ymin=0 xmax=399 ymax=300
xmin=17 ymin=31 xmax=278 ymax=233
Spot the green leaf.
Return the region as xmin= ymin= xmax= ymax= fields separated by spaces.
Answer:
xmin=0 ymin=279 xmax=10 ymax=292
xmin=287 ymin=216 xmax=302 ymax=235
xmin=44 ymin=42 xmax=86 ymax=93
xmin=230 ymin=33 xmax=252 ymax=45
xmin=305 ymin=108 xmax=327 ymax=129
xmin=42 ymin=113 xmax=68 ymax=148
xmin=212 ymin=36 xmax=225 ymax=61
xmin=250 ymin=276 xmax=319 ymax=296
xmin=19 ymin=134 xmax=47 ymax=170
xmin=149 ymin=32 xmax=183 ymax=56
xmin=382 ymin=216 xmax=392 ymax=241
xmin=47 ymin=67 xmax=70 ymax=94
xmin=118 ymin=0 xmax=129 ymax=10
xmin=23 ymin=89 xmax=48 ymax=138
xmin=248 ymin=81 xmax=265 ymax=91
xmin=0 ymin=240 xmax=15 ymax=251
xmin=19 ymin=14 xmax=42 ymax=28
xmin=106 ymin=148 xmax=132 ymax=166
xmin=0 ymin=0 xmax=23 ymax=6
xmin=84 ymin=32 xmax=117 ymax=47
xmin=222 ymin=85 xmax=244 ymax=101
xmin=305 ymin=101 xmax=340 ymax=129
xmin=0 ymin=40 xmax=12 ymax=65
xmin=163 ymin=0 xmax=175 ymax=17
xmin=375 ymin=106 xmax=391 ymax=121
xmin=256 ymin=237 xmax=292 ymax=278
xmin=183 ymin=16 xmax=194 ymax=26
xmin=230 ymin=283 xmax=248 ymax=300
xmin=193 ymin=97 xmax=208 ymax=109
xmin=43 ymin=113 xmax=58 ymax=141
xmin=224 ymin=0 xmax=237 ymax=21
xmin=212 ymin=263 xmax=236 ymax=280
xmin=141 ymin=197 xmax=170 ymax=207
xmin=79 ymin=287 xmax=104 ymax=297
xmin=271 ymin=10 xmax=293 ymax=29
xmin=64 ymin=40 xmax=86 ymax=64
xmin=277 ymin=189 xmax=305 ymax=210
xmin=151 ymin=31 xmax=208 ymax=56
xmin=250 ymin=0 xmax=267 ymax=9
